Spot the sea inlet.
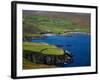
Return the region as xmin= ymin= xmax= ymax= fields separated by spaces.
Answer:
xmin=31 ymin=33 xmax=91 ymax=67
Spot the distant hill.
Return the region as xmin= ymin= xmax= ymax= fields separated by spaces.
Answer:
xmin=23 ymin=10 xmax=90 ymax=35
xmin=23 ymin=10 xmax=90 ymax=26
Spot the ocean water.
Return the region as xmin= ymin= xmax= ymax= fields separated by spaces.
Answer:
xmin=32 ymin=33 xmax=91 ymax=67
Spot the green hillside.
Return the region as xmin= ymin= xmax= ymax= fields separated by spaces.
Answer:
xmin=23 ymin=42 xmax=64 ymax=55
xmin=23 ymin=15 xmax=90 ymax=36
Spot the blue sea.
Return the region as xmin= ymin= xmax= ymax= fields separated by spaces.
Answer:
xmin=32 ymin=33 xmax=91 ymax=67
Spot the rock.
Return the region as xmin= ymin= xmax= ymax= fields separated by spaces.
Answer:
xmin=23 ymin=51 xmax=73 ymax=66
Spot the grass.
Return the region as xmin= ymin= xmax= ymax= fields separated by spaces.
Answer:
xmin=24 ymin=33 xmax=42 ymax=36
xmin=23 ymin=58 xmax=55 ymax=69
xmin=23 ymin=15 xmax=90 ymax=36
xmin=24 ymin=33 xmax=43 ymax=38
xmin=41 ymin=48 xmax=64 ymax=55
xmin=23 ymin=42 xmax=64 ymax=55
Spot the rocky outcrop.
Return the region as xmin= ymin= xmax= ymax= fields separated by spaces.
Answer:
xmin=23 ymin=50 xmax=73 ymax=66
xmin=23 ymin=36 xmax=47 ymax=41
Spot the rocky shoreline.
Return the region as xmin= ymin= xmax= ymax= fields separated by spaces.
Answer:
xmin=23 ymin=50 xmax=73 ymax=66
xmin=60 ymin=32 xmax=90 ymax=36
xmin=24 ymin=32 xmax=90 ymax=41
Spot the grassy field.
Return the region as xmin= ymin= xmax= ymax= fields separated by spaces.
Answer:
xmin=23 ymin=42 xmax=64 ymax=55
xmin=23 ymin=15 xmax=90 ymax=37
